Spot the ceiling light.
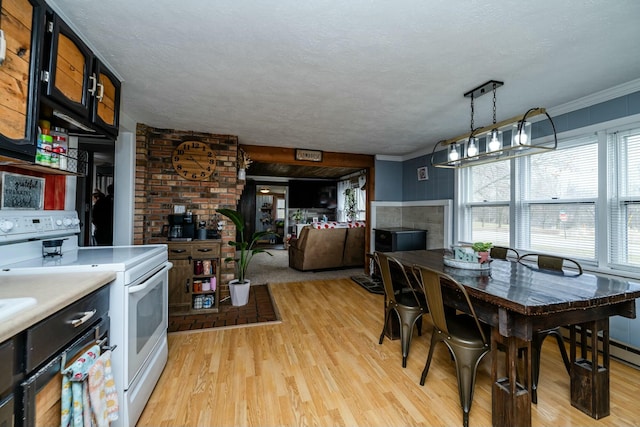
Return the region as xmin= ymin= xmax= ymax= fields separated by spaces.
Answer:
xmin=259 ymin=187 xmax=270 ymax=193
xmin=431 ymin=80 xmax=557 ymax=168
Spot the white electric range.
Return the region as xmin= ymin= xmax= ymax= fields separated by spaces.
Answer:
xmin=0 ymin=210 xmax=172 ymax=427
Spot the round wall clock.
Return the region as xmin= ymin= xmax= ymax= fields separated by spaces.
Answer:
xmin=172 ymin=141 xmax=216 ymax=181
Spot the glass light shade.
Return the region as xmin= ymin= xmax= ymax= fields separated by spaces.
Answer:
xmin=486 ymin=129 xmax=503 ymax=153
xmin=466 ymin=137 xmax=479 ymax=157
xmin=512 ymin=120 xmax=532 ymax=148
xmin=448 ymin=143 xmax=460 ymax=162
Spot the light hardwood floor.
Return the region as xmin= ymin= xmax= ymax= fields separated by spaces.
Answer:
xmin=138 ymin=278 xmax=640 ymax=426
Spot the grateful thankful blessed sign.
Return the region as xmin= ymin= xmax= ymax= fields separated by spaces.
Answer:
xmin=1 ymin=172 xmax=45 ymax=210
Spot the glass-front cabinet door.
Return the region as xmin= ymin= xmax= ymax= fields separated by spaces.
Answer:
xmin=0 ymin=0 xmax=43 ymax=159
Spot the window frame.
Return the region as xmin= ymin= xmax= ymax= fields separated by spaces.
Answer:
xmin=455 ymin=115 xmax=640 ymax=277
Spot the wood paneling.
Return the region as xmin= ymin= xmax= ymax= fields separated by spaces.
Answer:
xmin=0 ymin=0 xmax=33 ymax=139
xmin=242 ymin=144 xmax=374 ymax=179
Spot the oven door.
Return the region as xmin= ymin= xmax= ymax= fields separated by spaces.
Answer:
xmin=126 ymin=262 xmax=170 ymax=386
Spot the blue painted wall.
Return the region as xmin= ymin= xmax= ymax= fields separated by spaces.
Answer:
xmin=375 ymin=89 xmax=640 ymax=202
xmin=374 ymin=159 xmax=403 ymax=201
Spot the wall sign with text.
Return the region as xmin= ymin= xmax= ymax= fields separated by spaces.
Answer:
xmin=295 ymin=149 xmax=323 ymax=162
xmin=0 ymin=172 xmax=45 ymax=210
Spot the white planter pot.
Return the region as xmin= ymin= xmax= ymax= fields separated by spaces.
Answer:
xmin=229 ymin=279 xmax=251 ymax=306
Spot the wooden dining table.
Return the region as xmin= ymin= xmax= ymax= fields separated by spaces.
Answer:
xmin=388 ymin=249 xmax=640 ymax=427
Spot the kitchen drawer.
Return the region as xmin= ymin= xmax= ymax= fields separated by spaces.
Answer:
xmin=0 ymin=338 xmax=15 ymax=394
xmin=25 ymin=285 xmax=109 ymax=372
xmin=191 ymin=242 xmax=220 ymax=257
xmin=168 ymin=243 xmax=193 ymax=260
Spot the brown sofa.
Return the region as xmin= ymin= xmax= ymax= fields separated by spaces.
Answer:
xmin=288 ymin=225 xmax=365 ymax=271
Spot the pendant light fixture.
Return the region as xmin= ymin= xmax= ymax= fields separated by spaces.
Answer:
xmin=431 ymin=80 xmax=557 ymax=168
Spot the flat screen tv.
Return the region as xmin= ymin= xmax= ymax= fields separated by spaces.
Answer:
xmin=289 ymin=180 xmax=337 ymax=209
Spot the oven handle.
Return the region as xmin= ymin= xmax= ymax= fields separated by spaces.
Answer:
xmin=128 ymin=262 xmax=172 ymax=294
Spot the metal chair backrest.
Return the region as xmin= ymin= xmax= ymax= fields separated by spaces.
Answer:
xmin=490 ymin=246 xmax=519 ymax=260
xmin=518 ymin=253 xmax=583 ymax=275
xmin=412 ymin=265 xmax=488 ymax=345
xmin=374 ymin=251 xmax=423 ymax=305
xmin=374 ymin=252 xmax=397 ymax=304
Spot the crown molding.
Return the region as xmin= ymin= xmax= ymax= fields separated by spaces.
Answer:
xmin=548 ymin=78 xmax=640 ymax=117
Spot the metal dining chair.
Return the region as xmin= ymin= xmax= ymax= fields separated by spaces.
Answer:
xmin=517 ymin=253 xmax=583 ymax=404
xmin=412 ymin=264 xmax=490 ymax=427
xmin=489 ymin=246 xmax=519 ymax=260
xmin=374 ymin=251 xmax=427 ymax=368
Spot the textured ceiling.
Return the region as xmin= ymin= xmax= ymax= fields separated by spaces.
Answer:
xmin=49 ymin=0 xmax=640 ymax=158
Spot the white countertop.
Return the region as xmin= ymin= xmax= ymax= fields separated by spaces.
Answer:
xmin=0 ymin=272 xmax=116 ymax=343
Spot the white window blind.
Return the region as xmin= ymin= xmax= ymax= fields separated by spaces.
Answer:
xmin=519 ymin=138 xmax=598 ymax=259
xmin=463 ymin=161 xmax=510 ymax=246
xmin=609 ymin=128 xmax=640 ymax=268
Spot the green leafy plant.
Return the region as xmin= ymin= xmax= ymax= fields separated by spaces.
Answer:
xmin=471 ymin=242 xmax=493 ymax=253
xmin=291 ymin=209 xmax=304 ymax=222
xmin=344 ymin=188 xmax=358 ymax=221
xmin=216 ymin=208 xmax=273 ymax=283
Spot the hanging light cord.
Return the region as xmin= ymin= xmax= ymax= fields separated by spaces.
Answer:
xmin=492 ymin=83 xmax=498 ymax=126
xmin=470 ymin=93 xmax=475 ymax=133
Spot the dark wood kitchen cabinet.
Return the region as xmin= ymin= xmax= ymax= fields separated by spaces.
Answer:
xmin=0 ymin=0 xmax=44 ymax=161
xmin=41 ymin=11 xmax=120 ymax=137
xmin=168 ymin=241 xmax=221 ymax=315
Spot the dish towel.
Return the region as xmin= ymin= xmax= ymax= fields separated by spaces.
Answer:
xmin=61 ymin=344 xmax=101 ymax=427
xmin=86 ymin=350 xmax=119 ymax=426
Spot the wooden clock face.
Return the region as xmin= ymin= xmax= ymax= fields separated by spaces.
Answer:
xmin=172 ymin=141 xmax=216 ymax=181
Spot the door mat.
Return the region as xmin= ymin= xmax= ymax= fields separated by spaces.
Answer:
xmin=351 ymin=275 xmax=384 ymax=295
xmin=168 ymin=284 xmax=281 ymax=333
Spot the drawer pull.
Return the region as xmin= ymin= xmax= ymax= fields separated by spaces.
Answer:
xmin=171 ymin=249 xmax=187 ymax=253
xmin=197 ymin=248 xmax=212 ymax=252
xmin=71 ymin=310 xmax=97 ymax=328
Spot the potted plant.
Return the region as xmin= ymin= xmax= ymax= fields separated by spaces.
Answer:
xmin=471 ymin=242 xmax=493 ymax=263
xmin=344 ymin=188 xmax=358 ymax=221
xmin=237 ymin=148 xmax=252 ymax=180
xmin=216 ymin=208 xmax=273 ymax=306
xmin=291 ymin=209 xmax=304 ymax=224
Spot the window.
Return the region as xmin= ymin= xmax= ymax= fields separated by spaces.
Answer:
xmin=460 ymin=161 xmax=510 ymax=246
xmin=459 ymin=123 xmax=640 ymax=272
xmin=337 ymin=178 xmax=366 ymax=222
xmin=609 ymin=128 xmax=640 ymax=268
xmin=459 ymin=135 xmax=599 ymax=262
xmin=519 ymin=138 xmax=598 ymax=259
xmin=276 ymin=198 xmax=286 ymax=220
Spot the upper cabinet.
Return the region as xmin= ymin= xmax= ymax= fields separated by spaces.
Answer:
xmin=41 ymin=11 xmax=121 ymax=137
xmin=0 ymin=0 xmax=44 ymax=160
xmin=90 ymin=59 xmax=120 ymax=134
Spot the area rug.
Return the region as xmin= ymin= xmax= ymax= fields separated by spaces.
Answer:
xmin=168 ymin=284 xmax=281 ymax=333
xmin=351 ymin=274 xmax=384 ymax=295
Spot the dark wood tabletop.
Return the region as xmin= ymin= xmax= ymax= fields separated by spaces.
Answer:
xmin=388 ymin=249 xmax=640 ymax=317
xmin=389 ymin=249 xmax=640 ymax=426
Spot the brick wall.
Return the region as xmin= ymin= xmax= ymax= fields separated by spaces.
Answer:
xmin=134 ymin=124 xmax=245 ymax=296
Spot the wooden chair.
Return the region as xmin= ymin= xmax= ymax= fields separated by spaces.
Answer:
xmin=489 ymin=246 xmax=519 ymax=260
xmin=411 ymin=264 xmax=490 ymax=427
xmin=374 ymin=252 xmax=427 ymax=368
xmin=517 ymin=253 xmax=583 ymax=404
